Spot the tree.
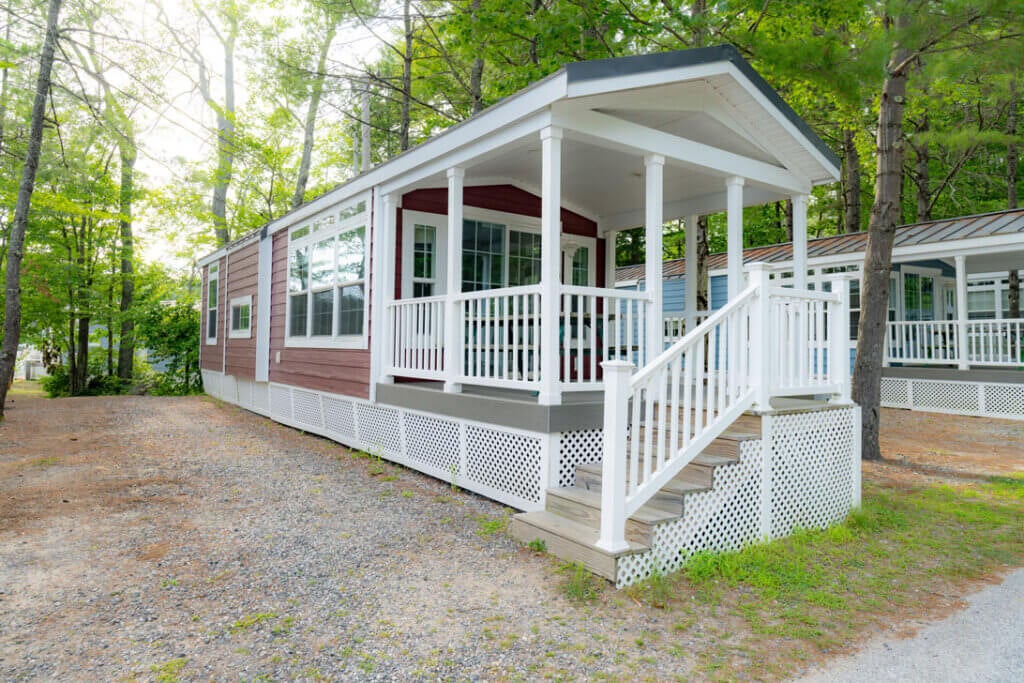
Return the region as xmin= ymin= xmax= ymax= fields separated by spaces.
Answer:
xmin=0 ymin=0 xmax=62 ymax=417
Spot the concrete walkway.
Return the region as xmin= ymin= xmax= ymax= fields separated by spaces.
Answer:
xmin=796 ymin=568 xmax=1024 ymax=682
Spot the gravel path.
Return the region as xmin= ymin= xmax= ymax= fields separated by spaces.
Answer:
xmin=795 ymin=568 xmax=1024 ymax=683
xmin=0 ymin=393 xmax=704 ymax=681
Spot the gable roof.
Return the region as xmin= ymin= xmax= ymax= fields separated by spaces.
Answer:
xmin=614 ymin=207 xmax=1024 ymax=282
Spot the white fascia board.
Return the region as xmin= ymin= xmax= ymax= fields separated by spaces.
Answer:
xmin=267 ymin=75 xmax=568 ymax=237
xmin=891 ymin=233 xmax=1024 ymax=261
xmin=553 ymin=108 xmax=811 ymax=196
xmin=723 ymin=63 xmax=841 ymax=181
xmin=600 ymin=185 xmax=781 ymax=233
xmin=380 ymin=110 xmax=553 ymax=196
xmin=566 ymin=62 xmax=727 ymax=99
xmin=197 ymin=250 xmax=226 ymax=268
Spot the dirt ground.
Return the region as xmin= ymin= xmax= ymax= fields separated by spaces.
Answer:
xmin=1 ymin=382 xmax=1021 ymax=680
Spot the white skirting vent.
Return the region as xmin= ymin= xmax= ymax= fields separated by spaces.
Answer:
xmin=881 ymin=376 xmax=1024 ymax=420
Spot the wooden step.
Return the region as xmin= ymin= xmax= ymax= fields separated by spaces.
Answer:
xmin=509 ymin=511 xmax=647 ymax=580
xmin=546 ymin=486 xmax=681 ymax=544
xmin=576 ymin=461 xmax=712 ymax=499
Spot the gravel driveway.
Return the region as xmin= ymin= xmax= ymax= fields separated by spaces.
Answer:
xmin=1 ymin=392 xmax=704 ymax=681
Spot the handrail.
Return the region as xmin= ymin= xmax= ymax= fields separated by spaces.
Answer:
xmin=632 ymin=284 xmax=758 ymax=387
xmin=454 ymin=284 xmax=541 ymax=302
xmin=560 ymin=284 xmax=652 ymax=301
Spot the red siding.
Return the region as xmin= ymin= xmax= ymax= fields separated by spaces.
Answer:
xmin=268 ymin=228 xmax=372 ymax=399
xmin=200 ymin=257 xmax=225 ymax=372
xmin=223 ymin=242 xmax=258 ymax=380
xmin=398 ymin=185 xmax=606 ymax=290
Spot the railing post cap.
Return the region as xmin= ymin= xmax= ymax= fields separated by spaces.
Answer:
xmin=601 ymin=360 xmax=635 ymax=371
xmin=746 ymin=262 xmax=771 ymax=272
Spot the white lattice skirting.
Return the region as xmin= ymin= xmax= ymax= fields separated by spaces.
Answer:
xmin=881 ymin=376 xmax=1024 ymax=421
xmin=616 ymin=406 xmax=861 ymax=588
xmin=201 ymin=371 xmax=566 ymax=511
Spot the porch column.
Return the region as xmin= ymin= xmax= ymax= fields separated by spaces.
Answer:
xmin=539 ymin=126 xmax=563 ymax=405
xmin=444 ymin=167 xmax=465 ymax=393
xmin=645 ymin=154 xmax=665 ymax=363
xmin=792 ymin=193 xmax=808 ymax=289
xmin=685 ymin=214 xmax=698 ymax=331
xmin=955 ymin=254 xmax=969 ymax=370
xmin=726 ymin=176 xmax=745 ymax=299
xmin=380 ymin=192 xmax=398 ymax=384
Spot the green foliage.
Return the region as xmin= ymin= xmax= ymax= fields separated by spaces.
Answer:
xmin=134 ymin=294 xmax=202 ymax=396
xmin=39 ymin=366 xmax=70 ymax=398
xmin=559 ymin=561 xmax=603 ymax=603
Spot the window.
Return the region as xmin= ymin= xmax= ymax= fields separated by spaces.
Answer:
xmin=462 ymin=219 xmax=506 ymax=292
xmin=571 ymin=246 xmax=589 ymax=286
xmin=967 ymin=281 xmax=997 ymax=320
xmin=903 ymin=271 xmax=935 ymax=321
xmin=412 ymin=225 xmax=436 ymax=297
xmin=229 ymin=295 xmax=252 ymax=338
xmin=286 ymin=196 xmax=369 ymax=347
xmin=509 ymin=230 xmax=542 ymax=287
xmin=206 ymin=263 xmax=219 ymax=344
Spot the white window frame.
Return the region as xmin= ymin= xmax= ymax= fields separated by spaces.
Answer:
xmin=285 ymin=194 xmax=371 ymax=349
xmin=401 ymin=210 xmax=449 ymax=298
xmin=229 ymin=295 xmax=253 ymax=339
xmin=899 ymin=265 xmax=942 ymax=321
xmin=206 ymin=262 xmax=219 ymax=345
xmin=399 ymin=206 xmax=595 ymax=296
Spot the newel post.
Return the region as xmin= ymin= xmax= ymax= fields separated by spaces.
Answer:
xmin=748 ymin=263 xmax=772 ymax=410
xmin=596 ymin=360 xmax=632 ymax=553
xmin=827 ymin=273 xmax=852 ymax=403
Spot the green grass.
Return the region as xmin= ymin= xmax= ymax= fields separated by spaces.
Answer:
xmin=229 ymin=611 xmax=278 ymax=634
xmin=475 ymin=514 xmax=508 ymax=537
xmin=150 ymin=658 xmax=187 ymax=683
xmin=559 ymin=562 xmax=603 ymax=603
xmin=628 ymin=474 xmax=1024 ymax=658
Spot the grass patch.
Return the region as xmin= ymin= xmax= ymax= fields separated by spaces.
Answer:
xmin=628 ymin=475 xmax=1023 ymax=667
xmin=475 ymin=514 xmax=508 ymax=537
xmin=559 ymin=562 xmax=604 ymax=603
xmin=150 ymin=657 xmax=187 ymax=683
xmin=229 ymin=611 xmax=278 ymax=634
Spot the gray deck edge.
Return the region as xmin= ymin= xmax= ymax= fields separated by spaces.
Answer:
xmin=376 ymin=383 xmax=604 ymax=432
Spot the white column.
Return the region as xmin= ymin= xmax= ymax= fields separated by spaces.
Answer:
xmin=644 ymin=154 xmax=665 ymax=362
xmin=792 ymin=194 xmax=808 ymax=289
xmin=955 ymin=255 xmax=969 ymax=370
xmin=444 ymin=168 xmax=465 ymax=393
xmin=685 ymin=214 xmax=698 ymax=331
xmin=827 ymin=273 xmax=852 ymax=403
xmin=748 ymin=263 xmax=772 ymax=410
xmin=596 ymin=360 xmax=632 ymax=552
xmin=539 ymin=127 xmax=563 ymax=405
xmin=379 ymin=192 xmax=397 ymax=385
xmin=726 ymin=176 xmax=745 ymax=299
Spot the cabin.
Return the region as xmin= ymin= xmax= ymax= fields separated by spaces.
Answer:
xmin=617 ymin=208 xmax=1024 ymax=422
xmin=197 ymin=46 xmax=861 ymax=587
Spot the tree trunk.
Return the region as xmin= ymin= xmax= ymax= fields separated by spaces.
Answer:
xmin=469 ymin=0 xmax=484 ymax=115
xmin=211 ymin=23 xmax=237 ymax=246
xmin=784 ymin=198 xmax=794 ymax=242
xmin=116 ymin=138 xmax=136 ymax=380
xmin=1009 ymin=80 xmax=1020 ymax=320
xmin=914 ymin=115 xmax=930 ymax=221
xmin=0 ymin=0 xmax=62 ymax=418
xmin=843 ymin=128 xmax=861 ymax=232
xmin=852 ymin=37 xmax=911 ymax=462
xmin=695 ymin=215 xmax=709 ymax=311
xmin=292 ymin=23 xmax=336 ymax=209
xmin=74 ymin=315 xmax=89 ymax=394
xmin=399 ymin=0 xmax=413 ymax=151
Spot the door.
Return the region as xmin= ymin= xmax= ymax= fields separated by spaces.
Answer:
xmin=401 ymin=211 xmax=447 ymax=298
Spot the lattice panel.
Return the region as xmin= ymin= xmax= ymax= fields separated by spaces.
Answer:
xmin=322 ymin=396 xmax=357 ymax=440
xmin=270 ymin=384 xmax=293 ymax=421
xmin=292 ymin=389 xmax=324 ymax=429
xmin=770 ymin=409 xmax=857 ymax=539
xmin=880 ymin=377 xmax=909 ymax=407
xmin=912 ymin=380 xmax=980 ymax=413
xmin=465 ymin=426 xmax=542 ymax=504
xmin=405 ymin=413 xmax=461 ymax=476
xmin=557 ymin=429 xmax=604 ymax=488
xmin=355 ymin=404 xmax=402 ymax=455
xmin=616 ymin=439 xmax=763 ymax=588
xmin=251 ymin=383 xmax=269 ymax=415
xmin=983 ymin=384 xmax=1024 ymax=418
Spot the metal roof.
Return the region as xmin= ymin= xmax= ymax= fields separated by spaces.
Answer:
xmin=615 ymin=207 xmax=1024 ymax=282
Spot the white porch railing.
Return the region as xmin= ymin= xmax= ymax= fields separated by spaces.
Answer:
xmin=386 ymin=284 xmax=653 ymax=392
xmin=386 ymin=295 xmax=447 ymax=380
xmin=885 ymin=320 xmax=959 ymax=366
xmin=663 ymin=312 xmax=710 ymax=343
xmin=596 ymin=266 xmax=850 ymax=552
xmin=883 ymin=319 xmax=1024 ymax=367
xmin=458 ymin=285 xmax=542 ymax=389
xmin=966 ymin=319 xmax=1024 ymax=366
